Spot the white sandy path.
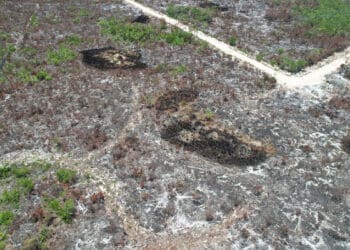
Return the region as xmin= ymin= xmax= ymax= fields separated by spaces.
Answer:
xmin=124 ymin=0 xmax=350 ymax=88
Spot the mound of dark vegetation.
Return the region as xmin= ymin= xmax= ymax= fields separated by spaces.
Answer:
xmin=155 ymin=88 xmax=199 ymax=111
xmin=80 ymin=47 xmax=146 ymax=70
xmin=155 ymin=88 xmax=275 ymax=166
xmin=198 ymin=1 xmax=229 ymax=11
xmin=160 ymin=112 xmax=270 ymax=166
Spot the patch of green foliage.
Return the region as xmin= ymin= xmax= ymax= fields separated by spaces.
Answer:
xmin=295 ymin=0 xmax=350 ymax=36
xmin=22 ymin=227 xmax=51 ymax=249
xmin=98 ymin=18 xmax=157 ymax=43
xmin=98 ymin=18 xmax=195 ymax=46
xmin=229 ymin=36 xmax=237 ymax=46
xmin=56 ymin=169 xmax=76 ymax=184
xmin=0 ymin=211 xmax=14 ymax=228
xmin=171 ymin=64 xmax=187 ymax=75
xmin=204 ymin=108 xmax=214 ymax=119
xmin=0 ymin=167 xmax=11 ymax=179
xmin=29 ymin=14 xmax=39 ymax=27
xmin=78 ymin=8 xmax=90 ymax=17
xmin=166 ymin=5 xmax=214 ymax=25
xmin=0 ymin=43 xmax=15 ymax=59
xmin=62 ymin=35 xmax=82 ymax=46
xmin=0 ymin=210 xmax=14 ymax=249
xmin=48 ymin=198 xmax=75 ymax=223
xmin=271 ymin=55 xmax=308 ymax=73
xmin=164 ymin=28 xmax=193 ymax=45
xmin=256 ymin=53 xmax=264 ymax=61
xmin=270 ymin=48 xmax=308 ymax=73
xmin=0 ymin=189 xmax=20 ymax=208
xmin=12 ymin=167 xmax=30 ymax=178
xmin=18 ymin=178 xmax=34 ymax=193
xmin=0 ymin=160 xmax=51 ymax=180
xmin=47 ymin=46 xmax=76 ymax=65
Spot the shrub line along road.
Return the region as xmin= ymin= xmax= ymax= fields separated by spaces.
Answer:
xmin=124 ymin=0 xmax=350 ymax=89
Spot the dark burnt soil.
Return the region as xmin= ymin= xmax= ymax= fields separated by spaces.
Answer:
xmin=136 ymin=0 xmax=349 ymax=72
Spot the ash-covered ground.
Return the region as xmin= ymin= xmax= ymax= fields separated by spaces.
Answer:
xmin=0 ymin=1 xmax=349 ymax=249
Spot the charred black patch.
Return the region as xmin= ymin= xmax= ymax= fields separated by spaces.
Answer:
xmin=132 ymin=14 xmax=150 ymax=24
xmin=80 ymin=47 xmax=146 ymax=70
xmin=199 ymin=1 xmax=229 ymax=11
xmin=161 ymin=116 xmax=267 ymax=166
xmin=155 ymin=89 xmax=199 ymax=111
xmin=341 ymin=135 xmax=350 ymax=154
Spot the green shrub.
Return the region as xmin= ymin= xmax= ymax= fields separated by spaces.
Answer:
xmin=17 ymin=67 xmax=52 ymax=83
xmin=56 ymin=169 xmax=76 ymax=184
xmin=163 ymin=28 xmax=193 ymax=46
xmin=229 ymin=36 xmax=237 ymax=46
xmin=47 ymin=46 xmax=76 ymax=65
xmin=98 ymin=19 xmax=157 ymax=43
xmin=0 ymin=167 xmax=11 ymax=179
xmin=29 ymin=14 xmax=39 ymax=27
xmin=0 ymin=190 xmax=20 ymax=207
xmin=256 ymin=53 xmax=264 ymax=61
xmin=0 ymin=211 xmax=14 ymax=227
xmin=279 ymin=56 xmax=308 ymax=73
xmin=36 ymin=69 xmax=52 ymax=81
xmin=98 ymin=18 xmax=194 ymax=46
xmin=18 ymin=178 xmax=34 ymax=193
xmin=48 ymin=198 xmax=75 ymax=223
xmin=166 ymin=5 xmax=213 ymax=25
xmin=12 ymin=167 xmax=30 ymax=178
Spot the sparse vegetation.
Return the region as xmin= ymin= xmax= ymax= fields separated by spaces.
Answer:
xmin=62 ymin=35 xmax=82 ymax=46
xmin=256 ymin=53 xmax=264 ymax=61
xmin=0 ymin=189 xmax=20 ymax=208
xmin=164 ymin=28 xmax=193 ymax=46
xmin=0 ymin=167 xmax=11 ymax=179
xmin=171 ymin=64 xmax=187 ymax=75
xmin=204 ymin=108 xmax=214 ymax=119
xmin=56 ymin=169 xmax=76 ymax=184
xmin=18 ymin=67 xmax=52 ymax=83
xmin=47 ymin=46 xmax=76 ymax=65
xmin=0 ymin=211 xmax=14 ymax=228
xmin=18 ymin=178 xmax=34 ymax=193
xmin=48 ymin=198 xmax=75 ymax=223
xmin=270 ymin=49 xmax=308 ymax=73
xmin=29 ymin=14 xmax=39 ymax=27
xmin=98 ymin=18 xmax=194 ymax=46
xmin=0 ymin=210 xmax=14 ymax=249
xmin=12 ymin=167 xmax=30 ymax=178
xmin=98 ymin=18 xmax=158 ymax=44
xmin=166 ymin=5 xmax=214 ymax=25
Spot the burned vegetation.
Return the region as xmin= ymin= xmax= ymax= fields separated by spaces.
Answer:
xmin=80 ymin=47 xmax=146 ymax=70
xmin=155 ymin=89 xmax=275 ymax=166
